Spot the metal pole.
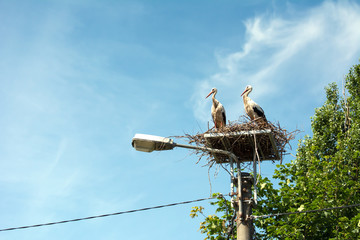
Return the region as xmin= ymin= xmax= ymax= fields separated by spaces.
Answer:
xmin=253 ymin=152 xmax=258 ymax=204
xmin=173 ymin=142 xmax=254 ymax=239
xmin=237 ymin=172 xmax=253 ymax=240
xmin=230 ymin=155 xmax=236 ymax=208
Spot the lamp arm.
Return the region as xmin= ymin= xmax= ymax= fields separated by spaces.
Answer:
xmin=173 ymin=143 xmax=238 ymax=163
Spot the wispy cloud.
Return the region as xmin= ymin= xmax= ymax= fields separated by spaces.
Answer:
xmin=192 ymin=1 xmax=360 ymax=124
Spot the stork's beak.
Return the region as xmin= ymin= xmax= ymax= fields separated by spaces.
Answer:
xmin=205 ymin=90 xmax=213 ymax=99
xmin=241 ymin=88 xmax=248 ymax=96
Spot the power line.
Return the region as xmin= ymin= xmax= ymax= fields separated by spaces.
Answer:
xmin=0 ymin=196 xmax=215 ymax=232
xmin=252 ymin=203 xmax=360 ymax=219
xmin=3 ymin=196 xmax=358 ymax=233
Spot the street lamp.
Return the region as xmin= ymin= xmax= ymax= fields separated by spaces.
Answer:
xmin=132 ymin=133 xmax=255 ymax=240
xmin=132 ymin=133 xmax=251 ymax=239
xmin=131 ymin=133 xmax=238 ymax=162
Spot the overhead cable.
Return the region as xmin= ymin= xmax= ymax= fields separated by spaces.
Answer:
xmin=0 ymin=196 xmax=215 ymax=232
xmin=3 ymin=196 xmax=358 ymax=232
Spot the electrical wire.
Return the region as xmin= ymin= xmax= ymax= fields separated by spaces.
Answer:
xmin=252 ymin=203 xmax=360 ymax=219
xmin=0 ymin=196 xmax=215 ymax=232
xmin=3 ymin=196 xmax=358 ymax=233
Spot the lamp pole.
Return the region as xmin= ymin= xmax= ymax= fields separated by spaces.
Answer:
xmin=132 ymin=134 xmax=253 ymax=240
xmin=237 ymin=172 xmax=254 ymax=240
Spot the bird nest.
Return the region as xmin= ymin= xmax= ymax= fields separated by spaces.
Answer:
xmin=178 ymin=116 xmax=298 ymax=165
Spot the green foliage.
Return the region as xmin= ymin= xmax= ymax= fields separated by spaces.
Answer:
xmin=254 ymin=62 xmax=360 ymax=239
xmin=191 ymin=62 xmax=360 ymax=239
xmin=191 ymin=193 xmax=236 ymax=240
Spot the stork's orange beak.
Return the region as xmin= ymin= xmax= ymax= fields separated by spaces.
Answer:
xmin=205 ymin=90 xmax=213 ymax=99
xmin=241 ymin=88 xmax=248 ymax=96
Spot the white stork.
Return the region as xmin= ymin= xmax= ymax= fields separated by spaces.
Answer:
xmin=206 ymin=87 xmax=226 ymax=129
xmin=241 ymin=85 xmax=267 ymax=122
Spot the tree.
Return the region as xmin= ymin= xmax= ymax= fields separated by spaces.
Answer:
xmin=190 ymin=193 xmax=236 ymax=240
xmin=191 ymin=62 xmax=360 ymax=239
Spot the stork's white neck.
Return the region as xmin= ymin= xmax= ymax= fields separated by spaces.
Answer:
xmin=242 ymin=92 xmax=250 ymax=103
xmin=212 ymin=94 xmax=219 ymax=108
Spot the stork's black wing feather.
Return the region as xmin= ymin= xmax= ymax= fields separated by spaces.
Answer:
xmin=222 ymin=110 xmax=226 ymax=126
xmin=253 ymin=105 xmax=266 ymax=118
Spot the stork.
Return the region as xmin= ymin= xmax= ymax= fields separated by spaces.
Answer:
xmin=241 ymin=85 xmax=267 ymax=122
xmin=205 ymin=87 xmax=226 ymax=129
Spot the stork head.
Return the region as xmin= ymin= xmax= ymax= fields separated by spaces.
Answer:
xmin=205 ymin=87 xmax=217 ymax=99
xmin=241 ymin=85 xmax=253 ymax=96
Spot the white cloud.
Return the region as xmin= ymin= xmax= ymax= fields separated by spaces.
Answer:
xmin=192 ymin=1 xmax=360 ymax=125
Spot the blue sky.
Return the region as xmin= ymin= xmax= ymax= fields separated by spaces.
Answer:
xmin=1 ymin=0 xmax=360 ymax=239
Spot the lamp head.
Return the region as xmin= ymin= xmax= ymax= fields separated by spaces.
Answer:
xmin=132 ymin=134 xmax=175 ymax=152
